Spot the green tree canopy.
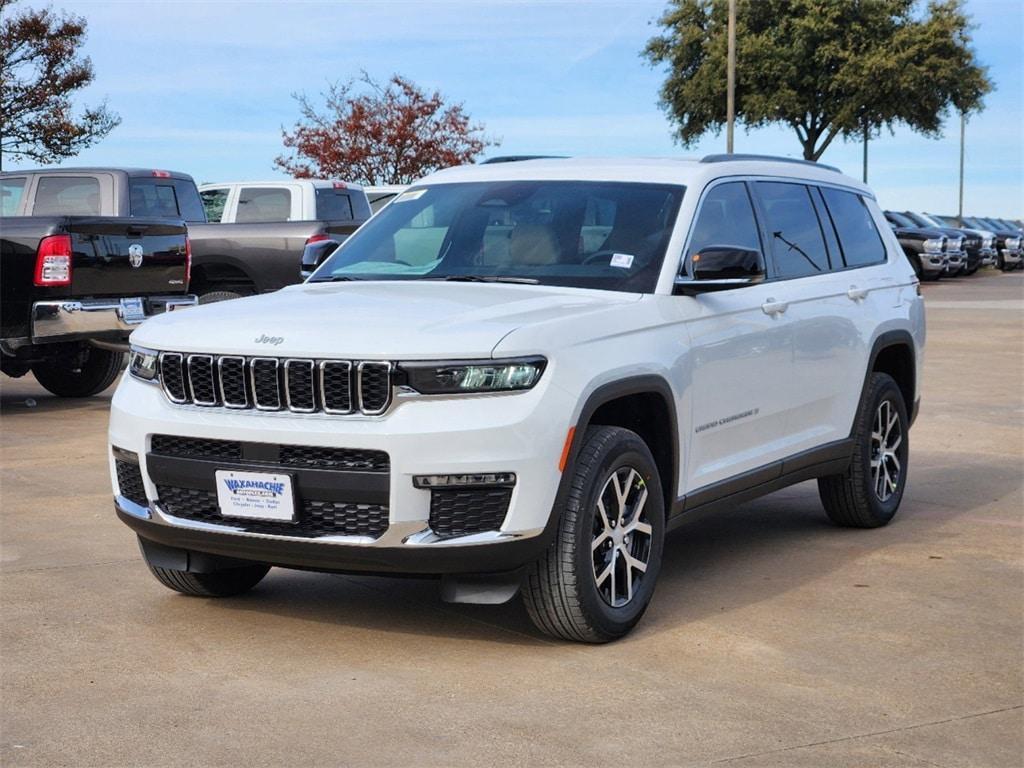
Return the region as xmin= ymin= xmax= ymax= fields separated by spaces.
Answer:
xmin=644 ymin=0 xmax=992 ymax=160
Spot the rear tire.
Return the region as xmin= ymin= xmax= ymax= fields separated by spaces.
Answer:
xmin=818 ymin=372 xmax=909 ymax=528
xmin=523 ymin=426 xmax=665 ymax=643
xmin=145 ymin=561 xmax=270 ymax=597
xmin=31 ymin=346 xmax=125 ymax=397
xmin=198 ymin=290 xmax=243 ymax=304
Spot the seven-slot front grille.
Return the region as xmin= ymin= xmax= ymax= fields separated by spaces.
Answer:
xmin=158 ymin=352 xmax=393 ymax=415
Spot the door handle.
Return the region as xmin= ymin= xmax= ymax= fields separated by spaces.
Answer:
xmin=761 ymin=298 xmax=788 ymax=316
xmin=847 ymin=286 xmax=869 ymax=301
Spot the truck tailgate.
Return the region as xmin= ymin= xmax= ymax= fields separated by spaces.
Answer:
xmin=68 ymin=217 xmax=189 ymax=297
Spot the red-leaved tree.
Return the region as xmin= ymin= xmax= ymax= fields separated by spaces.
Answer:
xmin=274 ymin=73 xmax=497 ymax=185
xmin=0 ymin=0 xmax=120 ymax=168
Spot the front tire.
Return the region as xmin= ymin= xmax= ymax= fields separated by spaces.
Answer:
xmin=31 ymin=346 xmax=125 ymax=397
xmin=523 ymin=426 xmax=665 ymax=643
xmin=145 ymin=560 xmax=270 ymax=597
xmin=818 ymin=372 xmax=909 ymax=528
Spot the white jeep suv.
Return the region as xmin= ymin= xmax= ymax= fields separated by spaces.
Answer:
xmin=110 ymin=156 xmax=925 ymax=642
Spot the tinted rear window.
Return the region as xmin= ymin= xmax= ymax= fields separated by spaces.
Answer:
xmin=753 ymin=182 xmax=830 ymax=278
xmin=200 ymin=188 xmax=230 ymax=222
xmin=820 ymin=188 xmax=887 ymax=268
xmin=33 ymin=176 xmax=101 ymax=215
xmin=129 ymin=179 xmax=206 ymax=222
xmin=315 ymin=189 xmax=354 ymax=220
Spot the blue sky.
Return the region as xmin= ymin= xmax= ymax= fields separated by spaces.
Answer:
xmin=9 ymin=0 xmax=1023 ymax=217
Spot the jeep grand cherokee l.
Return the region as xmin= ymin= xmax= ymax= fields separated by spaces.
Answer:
xmin=109 ymin=156 xmax=924 ymax=642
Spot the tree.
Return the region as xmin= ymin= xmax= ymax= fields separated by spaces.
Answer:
xmin=643 ymin=0 xmax=991 ymax=161
xmin=275 ymin=73 xmax=497 ymax=185
xmin=0 ymin=0 xmax=119 ymax=168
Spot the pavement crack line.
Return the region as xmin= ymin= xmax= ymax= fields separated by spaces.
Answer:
xmin=711 ymin=704 xmax=1023 ymax=764
xmin=1 ymin=557 xmax=138 ymax=575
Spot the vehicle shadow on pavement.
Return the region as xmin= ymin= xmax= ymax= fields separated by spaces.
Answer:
xmin=0 ymin=378 xmax=118 ymax=417
xmin=209 ymin=448 xmax=1020 ymax=645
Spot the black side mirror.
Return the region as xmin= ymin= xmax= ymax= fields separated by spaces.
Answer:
xmin=674 ymin=246 xmax=765 ymax=295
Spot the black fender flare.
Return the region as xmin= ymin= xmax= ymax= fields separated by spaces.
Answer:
xmin=858 ymin=329 xmax=918 ymax=430
xmin=543 ymin=375 xmax=680 ymax=535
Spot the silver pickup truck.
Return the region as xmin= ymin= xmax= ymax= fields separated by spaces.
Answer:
xmin=1 ymin=168 xmax=372 ymax=303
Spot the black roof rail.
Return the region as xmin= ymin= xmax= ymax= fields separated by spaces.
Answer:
xmin=480 ymin=155 xmax=568 ymax=164
xmin=700 ymin=153 xmax=842 ymax=174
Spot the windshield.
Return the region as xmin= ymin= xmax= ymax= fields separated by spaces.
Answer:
xmin=310 ymin=181 xmax=684 ymax=293
xmin=886 ymin=211 xmax=915 ymax=228
xmin=902 ymin=211 xmax=933 ymax=228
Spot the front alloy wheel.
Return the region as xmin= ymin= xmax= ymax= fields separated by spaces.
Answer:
xmin=591 ymin=467 xmax=654 ymax=608
xmin=523 ymin=425 xmax=665 ymax=642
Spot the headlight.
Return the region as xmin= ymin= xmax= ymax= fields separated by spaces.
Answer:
xmin=128 ymin=345 xmax=160 ymax=382
xmin=922 ymin=238 xmax=944 ymax=254
xmin=1007 ymin=237 xmax=1021 ymax=250
xmin=400 ymin=357 xmax=546 ymax=394
xmin=945 ymin=238 xmax=963 ymax=251
xmin=982 ymin=236 xmax=994 ymax=249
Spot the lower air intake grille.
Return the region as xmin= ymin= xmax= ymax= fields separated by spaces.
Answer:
xmin=115 ymin=460 xmax=148 ymax=507
xmin=428 ymin=487 xmax=512 ymax=539
xmin=151 ymin=434 xmax=241 ymax=461
xmin=156 ymin=485 xmax=389 ymax=539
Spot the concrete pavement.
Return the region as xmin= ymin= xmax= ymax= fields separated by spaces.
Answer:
xmin=2 ymin=269 xmax=1021 ymax=767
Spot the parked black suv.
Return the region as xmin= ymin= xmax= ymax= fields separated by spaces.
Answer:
xmin=883 ymin=211 xmax=948 ymax=280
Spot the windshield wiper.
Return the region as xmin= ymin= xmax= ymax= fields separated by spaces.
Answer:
xmin=308 ymin=275 xmax=361 ymax=282
xmin=434 ymin=275 xmax=540 ymax=284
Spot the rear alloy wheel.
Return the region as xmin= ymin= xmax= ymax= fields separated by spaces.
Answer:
xmin=523 ymin=426 xmax=665 ymax=642
xmin=819 ymin=372 xmax=909 ymax=528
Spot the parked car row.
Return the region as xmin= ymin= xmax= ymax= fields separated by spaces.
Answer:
xmin=1 ymin=167 xmax=373 ymax=396
xmin=883 ymin=209 xmax=1022 ymax=279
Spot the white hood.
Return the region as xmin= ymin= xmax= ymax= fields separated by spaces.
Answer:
xmin=131 ymin=281 xmax=641 ymax=359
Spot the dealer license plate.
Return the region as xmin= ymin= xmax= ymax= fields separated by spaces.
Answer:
xmin=215 ymin=470 xmax=296 ymax=522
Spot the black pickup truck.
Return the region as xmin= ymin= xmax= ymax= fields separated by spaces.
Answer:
xmin=0 ymin=202 xmax=195 ymax=397
xmin=0 ymin=167 xmax=370 ymax=303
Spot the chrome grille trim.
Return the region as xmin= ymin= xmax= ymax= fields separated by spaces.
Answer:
xmin=156 ymin=353 xmax=393 ymax=416
xmin=186 ymin=354 xmax=218 ymax=406
xmin=320 ymin=360 xmax=354 ymax=414
xmin=357 ymin=361 xmax=393 ymax=415
xmin=158 ymin=352 xmax=188 ymax=404
xmin=284 ymin=359 xmax=317 ymax=413
xmin=250 ymin=357 xmax=282 ymax=411
xmin=217 ymin=356 xmax=249 ymax=409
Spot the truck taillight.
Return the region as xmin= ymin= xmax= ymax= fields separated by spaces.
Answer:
xmin=185 ymin=237 xmax=192 ymax=286
xmin=33 ymin=234 xmax=73 ymax=287
xmin=305 ymin=233 xmax=330 ymax=246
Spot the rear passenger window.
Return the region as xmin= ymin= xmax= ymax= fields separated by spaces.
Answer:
xmin=130 ymin=181 xmax=179 ymax=218
xmin=753 ymin=182 xmax=830 ymax=278
xmin=32 ymin=177 xmax=101 ymax=216
xmin=236 ymin=187 xmax=291 ymax=223
xmin=687 ymin=182 xmax=762 ymax=265
xmin=200 ymin=188 xmax=230 ymax=222
xmin=1 ymin=177 xmax=26 ymax=215
xmin=820 ymin=188 xmax=887 ymax=267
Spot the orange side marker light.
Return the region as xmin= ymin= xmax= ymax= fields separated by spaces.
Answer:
xmin=558 ymin=426 xmax=576 ymax=472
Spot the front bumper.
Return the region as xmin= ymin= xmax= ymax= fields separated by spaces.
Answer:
xmin=1000 ymin=248 xmax=1022 ymax=265
xmin=920 ymin=252 xmax=947 ymax=275
xmin=943 ymin=250 xmax=965 ymax=272
xmin=108 ymin=371 xmax=575 ymax=575
xmin=31 ymin=295 xmax=197 ymax=346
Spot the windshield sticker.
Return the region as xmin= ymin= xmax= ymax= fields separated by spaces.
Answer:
xmin=394 ymin=188 xmax=428 ymax=202
xmin=610 ymin=253 xmax=635 ymax=269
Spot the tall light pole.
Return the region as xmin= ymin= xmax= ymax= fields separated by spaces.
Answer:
xmin=958 ymin=112 xmax=965 ymax=224
xmin=726 ymin=0 xmax=736 ymax=153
